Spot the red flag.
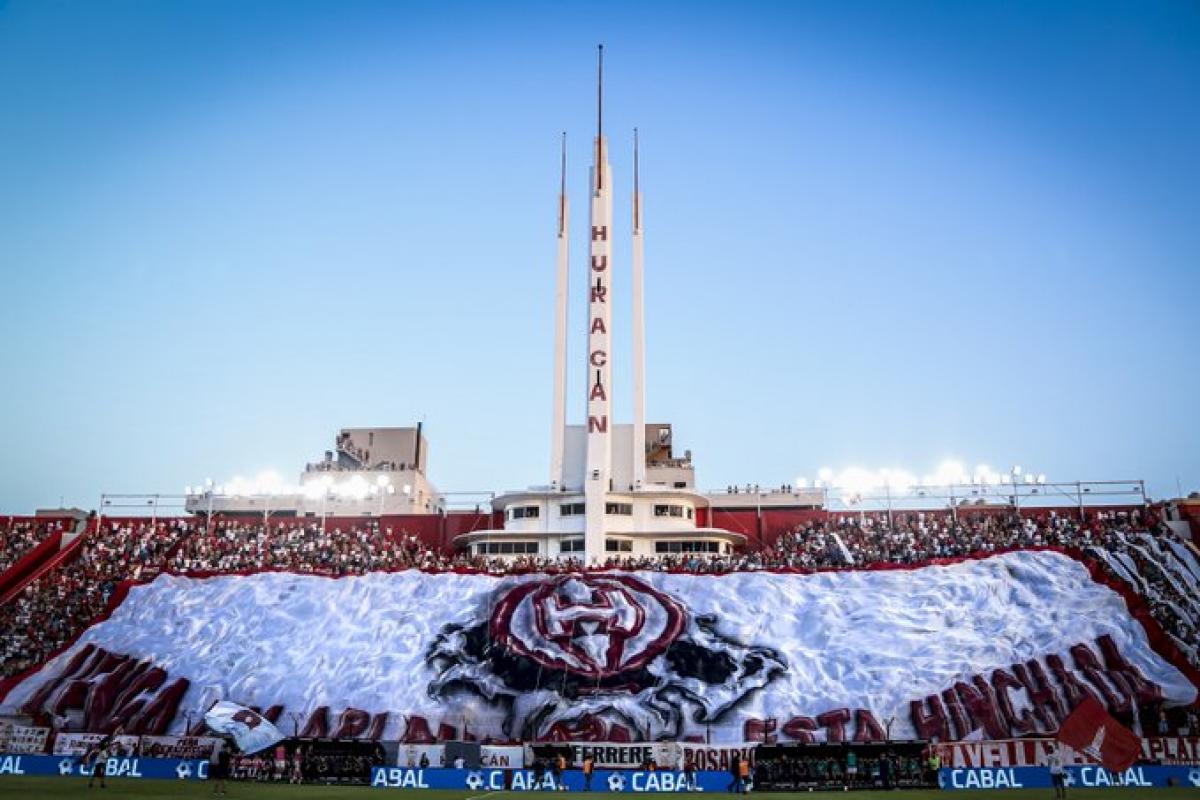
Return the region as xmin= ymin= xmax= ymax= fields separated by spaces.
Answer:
xmin=1055 ymin=696 xmax=1141 ymax=773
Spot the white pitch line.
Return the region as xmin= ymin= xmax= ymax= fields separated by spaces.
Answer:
xmin=466 ymin=790 xmax=503 ymax=800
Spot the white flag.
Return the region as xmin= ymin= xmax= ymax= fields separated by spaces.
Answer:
xmin=204 ymin=701 xmax=283 ymax=754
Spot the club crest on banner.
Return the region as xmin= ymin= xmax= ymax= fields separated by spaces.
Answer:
xmin=490 ymin=574 xmax=686 ymax=678
xmin=428 ymin=573 xmax=786 ymax=740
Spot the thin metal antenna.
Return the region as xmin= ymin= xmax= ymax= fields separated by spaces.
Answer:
xmin=558 ymin=131 xmax=567 ymax=236
xmin=633 ymin=127 xmax=640 ymax=232
xmin=597 ymin=44 xmax=604 ymax=142
xmin=596 ymin=44 xmax=604 ymax=192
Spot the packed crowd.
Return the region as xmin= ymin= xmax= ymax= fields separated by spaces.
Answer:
xmin=763 ymin=508 xmax=1139 ymax=569
xmin=0 ymin=519 xmax=191 ymax=677
xmin=170 ymin=520 xmax=418 ymax=575
xmin=0 ymin=519 xmax=61 ymax=574
xmin=1092 ymin=531 xmax=1200 ymax=668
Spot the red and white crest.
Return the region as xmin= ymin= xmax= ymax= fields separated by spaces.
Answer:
xmin=489 ymin=574 xmax=687 ymax=679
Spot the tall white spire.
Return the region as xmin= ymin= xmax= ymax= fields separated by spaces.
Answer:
xmin=583 ymin=44 xmax=613 ymax=561
xmin=631 ymin=127 xmax=646 ymax=490
xmin=550 ymin=132 xmax=569 ymax=489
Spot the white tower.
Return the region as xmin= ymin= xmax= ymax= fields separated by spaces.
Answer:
xmin=550 ymin=133 xmax=569 ymax=489
xmin=631 ymin=128 xmax=646 ymax=491
xmin=583 ymin=45 xmax=613 ymax=559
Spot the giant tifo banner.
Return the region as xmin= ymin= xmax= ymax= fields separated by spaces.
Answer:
xmin=2 ymin=551 xmax=1196 ymax=743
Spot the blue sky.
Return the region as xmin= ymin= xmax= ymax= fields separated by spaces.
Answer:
xmin=1 ymin=0 xmax=1197 ymax=513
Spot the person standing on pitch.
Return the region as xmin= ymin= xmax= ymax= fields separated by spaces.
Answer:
xmin=211 ymin=739 xmax=232 ymax=796
xmin=737 ymin=755 xmax=751 ymax=793
xmin=1048 ymin=745 xmax=1067 ymax=799
xmin=582 ymin=754 xmax=595 ymax=791
xmin=87 ymin=740 xmax=109 ymax=789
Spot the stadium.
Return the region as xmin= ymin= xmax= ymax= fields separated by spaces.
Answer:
xmin=3 ymin=7 xmax=1200 ymax=800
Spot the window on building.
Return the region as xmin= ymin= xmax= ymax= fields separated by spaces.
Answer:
xmin=654 ymin=541 xmax=719 ymax=554
xmin=605 ymin=503 xmax=633 ymax=516
xmin=560 ymin=538 xmax=585 ymax=552
xmin=476 ymin=541 xmax=539 ymax=555
xmin=507 ymin=505 xmax=540 ymax=520
xmin=654 ymin=505 xmax=687 ymax=518
xmin=605 ymin=538 xmax=633 ymax=552
xmin=559 ymin=503 xmax=586 ymax=516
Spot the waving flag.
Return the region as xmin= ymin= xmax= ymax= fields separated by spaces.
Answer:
xmin=204 ymin=701 xmax=283 ymax=754
xmin=1056 ymin=696 xmax=1141 ymax=772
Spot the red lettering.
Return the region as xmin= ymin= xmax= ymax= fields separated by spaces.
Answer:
xmin=82 ymin=655 xmax=135 ymax=732
xmin=21 ymin=643 xmax=96 ymax=715
xmin=300 ymin=706 xmax=330 ymax=738
xmin=333 ymin=708 xmax=370 ymax=738
xmin=102 ymin=664 xmax=166 ymax=733
xmin=590 ymin=284 xmax=607 ymax=303
xmin=853 ymin=710 xmax=886 ymax=742
xmin=591 ymin=255 xmax=608 ymax=272
xmin=401 ymin=715 xmax=436 ymax=743
xmin=955 ymin=679 xmax=1008 ymax=739
xmin=52 ymin=682 xmax=90 ymax=717
xmin=910 ymin=695 xmax=952 ymax=742
xmin=1071 ymin=642 xmax=1126 ymax=713
xmin=590 ymin=317 xmax=607 ymax=334
xmin=942 ymin=689 xmax=970 ymax=739
xmin=1097 ymin=633 xmax=1164 ymax=706
xmin=743 ymin=718 xmax=777 ymax=743
xmin=991 ymin=669 xmax=1037 ymax=735
xmin=592 ymin=225 xmax=607 ymax=241
xmin=128 ymin=678 xmax=189 ymax=735
xmin=781 ymin=716 xmax=817 ymax=743
xmin=590 ymin=350 xmax=607 ymax=367
xmin=817 ymin=708 xmax=851 ymax=742
xmin=588 ymin=415 xmax=608 ymax=433
xmin=589 ymin=382 xmax=607 ymax=401
xmin=1047 ymin=654 xmax=1099 ymax=712
xmin=366 ymin=712 xmax=388 ymax=741
xmin=1015 ymin=660 xmax=1065 ymax=730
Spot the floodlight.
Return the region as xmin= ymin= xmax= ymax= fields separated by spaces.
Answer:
xmin=376 ymin=475 xmax=391 ymax=487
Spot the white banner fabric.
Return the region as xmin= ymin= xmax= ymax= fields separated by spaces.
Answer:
xmin=6 ymin=551 xmax=1196 ymax=743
